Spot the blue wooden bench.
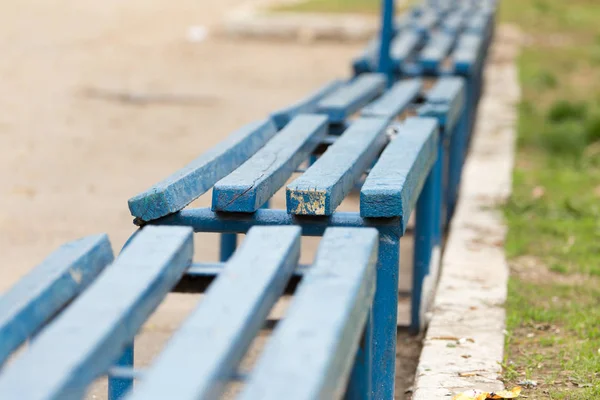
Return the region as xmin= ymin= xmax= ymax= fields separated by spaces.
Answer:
xmin=0 ymin=226 xmax=378 ymax=400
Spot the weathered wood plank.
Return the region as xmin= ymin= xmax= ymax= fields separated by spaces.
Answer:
xmin=212 ymin=115 xmax=328 ymax=213
xmin=391 ymin=31 xmax=423 ymax=69
xmin=418 ymin=77 xmax=466 ymax=132
xmin=270 ymin=81 xmax=343 ymax=129
xmin=287 ymin=117 xmax=389 ymax=216
xmin=128 ymin=226 xmax=301 ymax=400
xmin=360 ymin=118 xmax=439 ymax=227
xmin=0 ymin=226 xmax=193 ymax=400
xmin=239 ymin=227 xmax=378 ymax=400
xmin=316 ymin=74 xmax=386 ymax=123
xmin=419 ymin=32 xmax=454 ymax=73
xmin=361 ymin=79 xmax=423 ymax=121
xmin=0 ymin=235 xmax=114 ymax=366
xmin=452 ymin=33 xmax=483 ymax=75
xmin=128 ymin=119 xmax=278 ymax=221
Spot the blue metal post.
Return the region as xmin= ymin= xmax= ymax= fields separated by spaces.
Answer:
xmin=108 ymin=344 xmax=134 ymax=400
xmin=345 ymin=311 xmax=373 ymax=400
xmin=372 ymin=228 xmax=399 ymax=399
xmin=378 ymin=0 xmax=396 ymax=86
xmin=412 ymin=169 xmax=436 ymax=333
xmin=219 ymin=234 xmax=237 ymax=261
xmin=432 ymin=138 xmax=445 ymax=244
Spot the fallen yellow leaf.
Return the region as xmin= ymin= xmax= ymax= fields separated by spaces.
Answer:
xmin=488 ymin=386 xmax=522 ymax=399
xmin=452 ymin=386 xmax=522 ymax=400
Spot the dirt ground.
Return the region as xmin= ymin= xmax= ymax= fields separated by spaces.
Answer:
xmin=0 ymin=1 xmax=420 ymax=398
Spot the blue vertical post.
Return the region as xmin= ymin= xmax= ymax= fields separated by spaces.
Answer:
xmin=378 ymin=0 xmax=396 ymax=87
xmin=372 ymin=228 xmax=399 ymax=399
xmin=447 ymin=103 xmax=469 ymax=224
xmin=432 ymin=138 xmax=445 ymax=244
xmin=345 ymin=311 xmax=373 ymax=400
xmin=219 ymin=234 xmax=237 ymax=261
xmin=412 ymin=169 xmax=436 ymax=333
xmin=108 ymin=344 xmax=134 ymax=400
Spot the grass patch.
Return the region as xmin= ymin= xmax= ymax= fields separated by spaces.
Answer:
xmin=501 ymin=0 xmax=600 ymax=397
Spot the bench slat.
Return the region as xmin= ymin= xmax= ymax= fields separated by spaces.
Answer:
xmin=239 ymin=227 xmax=378 ymax=400
xmin=0 ymin=226 xmax=193 ymax=400
xmin=360 ymin=118 xmax=439 ymax=227
xmin=270 ymin=81 xmax=343 ymax=129
xmin=390 ymin=31 xmax=423 ymax=68
xmin=212 ymin=115 xmax=328 ymax=213
xmin=352 ymin=38 xmax=379 ymax=74
xmin=361 ymin=79 xmax=423 ymax=120
xmin=128 ymin=119 xmax=278 ymax=221
xmin=419 ymin=32 xmax=454 ymax=73
xmin=316 ymin=74 xmax=386 ymax=123
xmin=0 ymin=234 xmax=113 ymax=366
xmin=418 ymin=77 xmax=466 ymax=131
xmin=127 ymin=226 xmax=301 ymax=400
xmin=287 ymin=117 xmax=389 ymax=216
xmin=452 ymin=33 xmax=483 ymax=75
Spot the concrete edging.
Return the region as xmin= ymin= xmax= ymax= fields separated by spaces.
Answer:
xmin=412 ymin=25 xmax=522 ymax=399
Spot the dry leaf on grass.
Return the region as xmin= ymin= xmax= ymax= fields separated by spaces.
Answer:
xmin=452 ymin=386 xmax=522 ymax=400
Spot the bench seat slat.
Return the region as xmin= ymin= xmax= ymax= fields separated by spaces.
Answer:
xmin=212 ymin=115 xmax=328 ymax=213
xmin=239 ymin=227 xmax=378 ymax=400
xmin=127 ymin=226 xmax=301 ymax=400
xmin=316 ymin=74 xmax=386 ymax=123
xmin=419 ymin=32 xmax=455 ymax=73
xmin=0 ymin=226 xmax=193 ymax=400
xmin=286 ymin=117 xmax=389 ymax=216
xmin=360 ymin=118 xmax=439 ymax=228
xmin=452 ymin=33 xmax=484 ymax=75
xmin=128 ymin=119 xmax=278 ymax=221
xmin=418 ymin=77 xmax=466 ymax=132
xmin=391 ymin=31 xmax=423 ymax=69
xmin=270 ymin=81 xmax=343 ymax=129
xmin=0 ymin=234 xmax=114 ymax=366
xmin=361 ymin=79 xmax=423 ymax=121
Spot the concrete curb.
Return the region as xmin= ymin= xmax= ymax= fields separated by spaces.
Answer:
xmin=412 ymin=25 xmax=522 ymax=400
xmin=219 ymin=0 xmax=379 ymax=42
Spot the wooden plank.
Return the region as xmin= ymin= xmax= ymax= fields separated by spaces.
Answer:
xmin=0 ymin=226 xmax=193 ymax=400
xmin=440 ymin=12 xmax=466 ymax=34
xmin=127 ymin=226 xmax=301 ymax=400
xmin=360 ymin=117 xmax=439 ymax=227
xmin=352 ymin=38 xmax=379 ymax=74
xmin=360 ymin=79 xmax=423 ymax=121
xmin=0 ymin=235 xmax=114 ymax=366
xmin=419 ymin=32 xmax=454 ymax=73
xmin=270 ymin=81 xmax=343 ymax=129
xmin=418 ymin=77 xmax=466 ymax=132
xmin=287 ymin=117 xmax=389 ymax=216
xmin=452 ymin=33 xmax=483 ymax=75
xmin=239 ymin=227 xmax=378 ymax=400
xmin=316 ymin=74 xmax=386 ymax=123
xmin=212 ymin=115 xmax=328 ymax=213
xmin=128 ymin=119 xmax=278 ymax=221
xmin=390 ymin=31 xmax=423 ymax=69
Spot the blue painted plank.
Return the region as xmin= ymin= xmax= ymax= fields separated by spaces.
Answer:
xmin=452 ymin=33 xmax=483 ymax=75
xmin=270 ymin=81 xmax=344 ymax=129
xmin=352 ymin=38 xmax=379 ymax=74
xmin=0 ymin=226 xmax=193 ymax=400
xmin=239 ymin=227 xmax=378 ymax=400
xmin=440 ymin=12 xmax=465 ymax=34
xmin=360 ymin=118 xmax=439 ymax=225
xmin=287 ymin=117 xmax=389 ymax=216
xmin=418 ymin=77 xmax=466 ymax=132
xmin=419 ymin=32 xmax=454 ymax=73
xmin=128 ymin=119 xmax=278 ymax=221
xmin=212 ymin=115 xmax=328 ymax=213
xmin=390 ymin=31 xmax=423 ymax=69
xmin=409 ymin=11 xmax=438 ymax=35
xmin=316 ymin=74 xmax=386 ymax=123
xmin=0 ymin=235 xmax=113 ymax=367
xmin=360 ymin=79 xmax=422 ymax=121
xmin=127 ymin=226 xmax=301 ymax=400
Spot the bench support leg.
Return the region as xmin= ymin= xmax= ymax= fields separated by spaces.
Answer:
xmin=219 ymin=234 xmax=237 ymax=261
xmin=447 ymin=103 xmax=470 ymax=224
xmin=371 ymin=230 xmax=399 ymax=400
xmin=108 ymin=343 xmax=134 ymax=400
xmin=412 ymin=169 xmax=437 ymax=334
xmin=346 ymin=311 xmax=373 ymax=400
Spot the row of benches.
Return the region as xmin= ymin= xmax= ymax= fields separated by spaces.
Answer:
xmin=0 ymin=0 xmax=496 ymax=399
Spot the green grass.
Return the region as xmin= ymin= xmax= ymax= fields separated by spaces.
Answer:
xmin=501 ymin=0 xmax=600 ymax=397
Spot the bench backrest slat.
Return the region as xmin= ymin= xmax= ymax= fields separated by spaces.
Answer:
xmin=0 ymin=226 xmax=193 ymax=400
xmin=0 ymin=234 xmax=113 ymax=366
xmin=270 ymin=80 xmax=343 ymax=129
xmin=286 ymin=117 xmax=389 ymax=216
xmin=128 ymin=119 xmax=278 ymax=221
xmin=212 ymin=115 xmax=328 ymax=213
xmin=127 ymin=226 xmax=301 ymax=400
xmin=360 ymin=118 xmax=439 ymax=228
xmin=316 ymin=74 xmax=386 ymax=123
xmin=239 ymin=227 xmax=378 ymax=400
xmin=361 ymin=79 xmax=423 ymax=121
